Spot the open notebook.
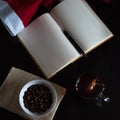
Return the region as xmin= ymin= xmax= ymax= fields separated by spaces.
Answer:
xmin=17 ymin=0 xmax=113 ymax=79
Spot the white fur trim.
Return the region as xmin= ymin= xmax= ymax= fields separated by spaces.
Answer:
xmin=0 ymin=0 xmax=24 ymax=36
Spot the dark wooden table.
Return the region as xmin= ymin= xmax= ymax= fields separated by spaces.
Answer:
xmin=0 ymin=0 xmax=120 ymax=120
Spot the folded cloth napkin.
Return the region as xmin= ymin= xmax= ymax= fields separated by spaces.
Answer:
xmin=0 ymin=67 xmax=66 ymax=120
xmin=0 ymin=0 xmax=55 ymax=37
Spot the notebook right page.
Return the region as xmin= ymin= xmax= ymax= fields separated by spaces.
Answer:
xmin=50 ymin=0 xmax=113 ymax=54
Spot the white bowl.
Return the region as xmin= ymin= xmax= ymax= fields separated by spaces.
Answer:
xmin=19 ymin=79 xmax=57 ymax=117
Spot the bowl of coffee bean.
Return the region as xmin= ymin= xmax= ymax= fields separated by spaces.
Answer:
xmin=19 ymin=79 xmax=57 ymax=117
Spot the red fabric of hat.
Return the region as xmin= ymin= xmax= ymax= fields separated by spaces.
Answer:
xmin=101 ymin=0 xmax=111 ymax=4
xmin=5 ymin=0 xmax=42 ymax=26
xmin=42 ymin=0 xmax=56 ymax=8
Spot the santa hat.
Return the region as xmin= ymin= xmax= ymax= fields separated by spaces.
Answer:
xmin=0 ymin=0 xmax=55 ymax=36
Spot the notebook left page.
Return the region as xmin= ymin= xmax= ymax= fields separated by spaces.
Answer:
xmin=17 ymin=13 xmax=81 ymax=79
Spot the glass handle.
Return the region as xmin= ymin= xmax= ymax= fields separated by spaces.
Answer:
xmin=95 ymin=84 xmax=110 ymax=107
xmin=96 ymin=92 xmax=110 ymax=103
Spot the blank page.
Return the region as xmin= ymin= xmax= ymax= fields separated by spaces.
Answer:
xmin=17 ymin=13 xmax=80 ymax=79
xmin=50 ymin=0 xmax=113 ymax=53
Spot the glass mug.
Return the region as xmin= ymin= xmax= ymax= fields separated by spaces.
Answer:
xmin=75 ymin=73 xmax=110 ymax=106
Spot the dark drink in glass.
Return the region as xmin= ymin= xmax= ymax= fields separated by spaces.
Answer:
xmin=75 ymin=73 xmax=110 ymax=104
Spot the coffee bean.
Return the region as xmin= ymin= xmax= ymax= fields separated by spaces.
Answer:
xmin=23 ymin=84 xmax=53 ymax=114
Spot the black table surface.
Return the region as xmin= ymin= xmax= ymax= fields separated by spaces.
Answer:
xmin=0 ymin=0 xmax=120 ymax=120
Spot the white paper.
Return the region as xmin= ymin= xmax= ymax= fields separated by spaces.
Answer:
xmin=51 ymin=0 xmax=113 ymax=53
xmin=18 ymin=13 xmax=80 ymax=79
